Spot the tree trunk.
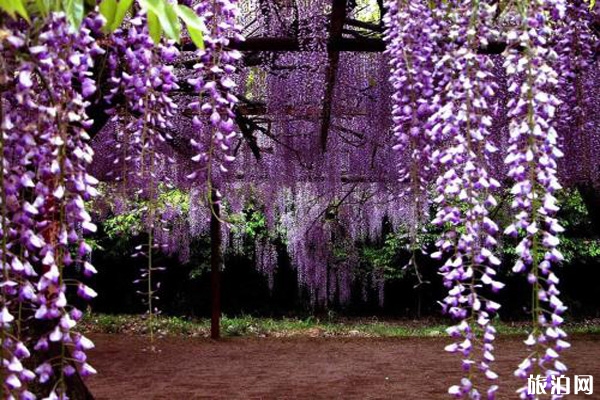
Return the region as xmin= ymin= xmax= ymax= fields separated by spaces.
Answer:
xmin=210 ymin=187 xmax=222 ymax=340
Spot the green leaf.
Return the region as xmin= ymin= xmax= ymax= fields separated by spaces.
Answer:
xmin=31 ymin=0 xmax=50 ymax=17
xmin=139 ymin=0 xmax=180 ymax=42
xmin=62 ymin=0 xmax=84 ymax=28
xmin=101 ymin=0 xmax=133 ymax=33
xmin=164 ymin=1 xmax=181 ymax=42
xmin=99 ymin=0 xmax=117 ymax=31
xmin=13 ymin=0 xmax=29 ymax=20
xmin=111 ymin=0 xmax=133 ymax=31
xmin=0 ymin=0 xmax=30 ymax=21
xmin=174 ymin=4 xmax=205 ymax=49
xmin=147 ymin=10 xmax=162 ymax=44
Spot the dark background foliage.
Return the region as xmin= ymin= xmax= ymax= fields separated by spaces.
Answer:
xmin=88 ymin=190 xmax=600 ymax=320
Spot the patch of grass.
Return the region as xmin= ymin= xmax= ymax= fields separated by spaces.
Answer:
xmin=80 ymin=313 xmax=600 ymax=339
xmin=80 ymin=314 xmax=209 ymax=337
xmin=85 ymin=314 xmax=132 ymax=334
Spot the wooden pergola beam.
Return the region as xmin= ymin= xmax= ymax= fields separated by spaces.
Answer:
xmin=320 ymin=0 xmax=347 ymax=153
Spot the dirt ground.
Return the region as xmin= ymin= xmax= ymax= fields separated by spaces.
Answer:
xmin=86 ymin=333 xmax=600 ymax=399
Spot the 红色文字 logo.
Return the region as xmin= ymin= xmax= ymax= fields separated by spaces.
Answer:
xmin=527 ymin=374 xmax=594 ymax=396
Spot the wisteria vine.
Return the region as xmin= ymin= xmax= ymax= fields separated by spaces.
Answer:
xmin=106 ymin=11 xmax=180 ymax=348
xmin=427 ymin=0 xmax=505 ymax=396
xmin=188 ymin=0 xmax=244 ymax=205
xmin=502 ymin=0 xmax=571 ymax=396
xmin=382 ymin=0 xmax=578 ymax=397
xmin=1 ymin=11 xmax=103 ymax=398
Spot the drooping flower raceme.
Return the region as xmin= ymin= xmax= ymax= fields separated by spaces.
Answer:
xmin=427 ymin=0 xmax=504 ymax=398
xmin=2 ymin=12 xmax=103 ymax=397
xmin=554 ymin=0 xmax=596 ymax=185
xmin=383 ymin=0 xmax=437 ymax=246
xmin=502 ymin=0 xmax=570 ymax=397
xmin=188 ymin=0 xmax=244 ymax=202
xmin=106 ymin=12 xmax=180 ymax=347
xmin=0 ymin=30 xmax=39 ymax=399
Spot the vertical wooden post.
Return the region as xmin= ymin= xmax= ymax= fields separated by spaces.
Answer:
xmin=319 ymin=0 xmax=347 ymax=152
xmin=210 ymin=187 xmax=222 ymax=340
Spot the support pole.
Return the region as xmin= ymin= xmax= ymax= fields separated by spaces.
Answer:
xmin=210 ymin=187 xmax=222 ymax=340
xmin=320 ymin=0 xmax=347 ymax=153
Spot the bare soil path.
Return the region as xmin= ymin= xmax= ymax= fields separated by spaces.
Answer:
xmin=87 ymin=334 xmax=600 ymax=399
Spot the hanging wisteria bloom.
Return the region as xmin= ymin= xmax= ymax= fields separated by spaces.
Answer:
xmin=383 ymin=0 xmax=437 ymax=247
xmin=502 ymin=0 xmax=570 ymax=397
xmin=554 ymin=0 xmax=596 ymax=185
xmin=423 ymin=0 xmax=504 ymax=397
xmin=2 ymin=11 xmax=104 ymax=398
xmin=187 ymin=1 xmax=244 ymax=196
xmin=0 ymin=25 xmax=39 ymax=400
xmin=106 ymin=11 xmax=180 ymax=346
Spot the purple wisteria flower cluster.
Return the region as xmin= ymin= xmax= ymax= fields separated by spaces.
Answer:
xmin=1 ymin=12 xmax=103 ymax=398
xmin=428 ymin=1 xmax=504 ymax=398
xmin=187 ymin=0 xmax=244 ymax=199
xmin=105 ymin=11 xmax=180 ymax=346
xmin=383 ymin=0 xmax=437 ymax=244
xmin=555 ymin=0 xmax=597 ymax=185
xmin=383 ymin=0 xmax=576 ymax=397
xmin=502 ymin=0 xmax=571 ymax=397
xmin=106 ymin=12 xmax=180 ymax=189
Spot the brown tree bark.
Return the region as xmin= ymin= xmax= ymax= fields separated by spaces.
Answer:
xmin=210 ymin=187 xmax=222 ymax=340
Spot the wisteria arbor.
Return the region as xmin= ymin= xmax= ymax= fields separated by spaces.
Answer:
xmin=0 ymin=0 xmax=599 ymax=398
